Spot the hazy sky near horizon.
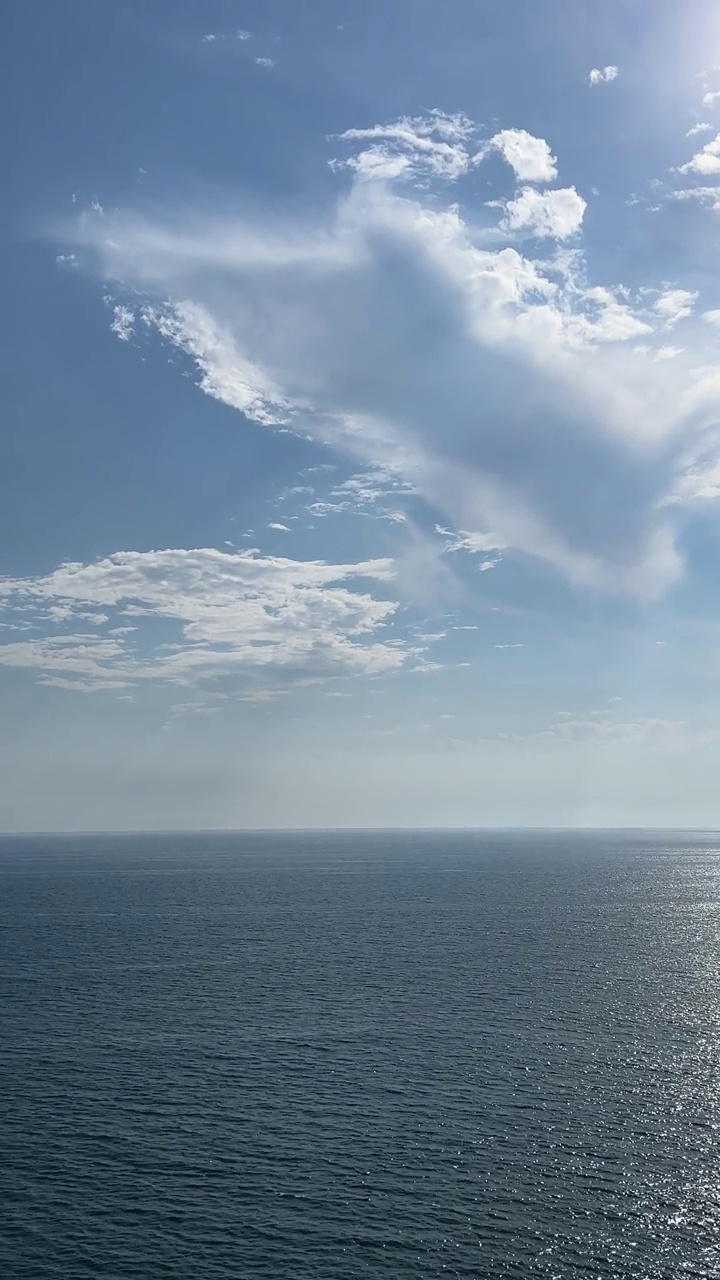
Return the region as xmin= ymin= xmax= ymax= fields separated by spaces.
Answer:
xmin=5 ymin=0 xmax=720 ymax=829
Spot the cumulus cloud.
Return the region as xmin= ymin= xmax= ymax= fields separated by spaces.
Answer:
xmin=678 ymin=131 xmax=720 ymax=174
xmin=64 ymin=109 xmax=720 ymax=598
xmin=702 ymin=91 xmax=720 ymax=107
xmin=565 ymin=287 xmax=652 ymax=343
xmin=337 ymin=118 xmax=559 ymax=188
xmin=0 ymin=548 xmax=412 ymax=691
xmin=500 ymin=186 xmax=586 ymax=239
xmin=588 ymin=66 xmax=619 ymax=85
xmin=654 ymin=288 xmax=697 ymax=326
xmin=484 ymin=129 xmax=557 ymax=183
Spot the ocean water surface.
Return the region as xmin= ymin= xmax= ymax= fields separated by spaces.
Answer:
xmin=2 ymin=829 xmax=720 ymax=1278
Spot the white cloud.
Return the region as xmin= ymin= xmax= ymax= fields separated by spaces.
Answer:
xmin=203 ymin=30 xmax=253 ymax=44
xmin=268 ymin=522 xmax=291 ymax=532
xmin=702 ymin=309 xmax=720 ymax=324
xmin=255 ymin=57 xmax=274 ymax=68
xmin=500 ymin=186 xmax=587 ymax=239
xmin=140 ymin=302 xmax=290 ymax=426
xmin=434 ymin=525 xmax=503 ymax=552
xmin=567 ymin=289 xmax=652 ymax=343
xmin=332 ymin=466 xmax=412 ymax=505
xmin=654 ymin=288 xmax=697 ymax=326
xmin=434 ymin=526 xmax=503 ymax=571
xmin=520 ymin=713 xmax=709 ymax=748
xmin=687 ymin=122 xmax=713 ymax=137
xmin=484 ymin=129 xmax=557 ymax=183
xmin=335 ymin=112 xmax=476 ymax=182
xmin=0 ymin=548 xmax=415 ymax=691
xmin=588 ymin=66 xmax=619 ymax=85
xmin=67 ymin=109 xmax=720 ymax=598
xmin=669 ymin=184 xmax=720 ymax=210
xmin=110 ymin=304 xmax=135 ymax=342
xmin=434 ymin=523 xmax=504 ymax=561
xmin=702 ymin=91 xmax=720 ymax=106
xmin=301 ymin=463 xmax=415 ymax=521
xmin=678 ymin=131 xmax=720 ymax=175
xmin=307 ymin=501 xmax=345 ymax=517
xmin=676 ymin=462 xmax=720 ymax=499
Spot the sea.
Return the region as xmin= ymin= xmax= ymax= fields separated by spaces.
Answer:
xmin=1 ymin=829 xmax=719 ymax=1278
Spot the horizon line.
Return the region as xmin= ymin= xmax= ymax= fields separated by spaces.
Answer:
xmin=2 ymin=825 xmax=720 ymax=839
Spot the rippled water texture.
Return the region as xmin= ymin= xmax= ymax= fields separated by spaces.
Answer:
xmin=2 ymin=830 xmax=720 ymax=1277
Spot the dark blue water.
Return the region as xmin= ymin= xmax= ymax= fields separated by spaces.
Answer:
xmin=2 ymin=830 xmax=719 ymax=1278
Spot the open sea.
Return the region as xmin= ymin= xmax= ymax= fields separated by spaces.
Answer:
xmin=2 ymin=829 xmax=720 ymax=1278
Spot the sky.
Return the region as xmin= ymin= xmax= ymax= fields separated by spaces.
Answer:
xmin=5 ymin=0 xmax=720 ymax=829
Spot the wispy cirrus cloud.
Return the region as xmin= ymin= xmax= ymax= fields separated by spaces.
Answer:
xmin=434 ymin=525 xmax=504 ymax=571
xmin=302 ymin=463 xmax=416 ymax=521
xmin=531 ymin=713 xmax=704 ymax=747
xmin=334 ymin=111 xmax=477 ymax=181
xmin=63 ymin=109 xmax=720 ymax=598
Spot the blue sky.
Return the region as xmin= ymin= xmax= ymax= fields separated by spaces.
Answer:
xmin=5 ymin=0 xmax=720 ymax=829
